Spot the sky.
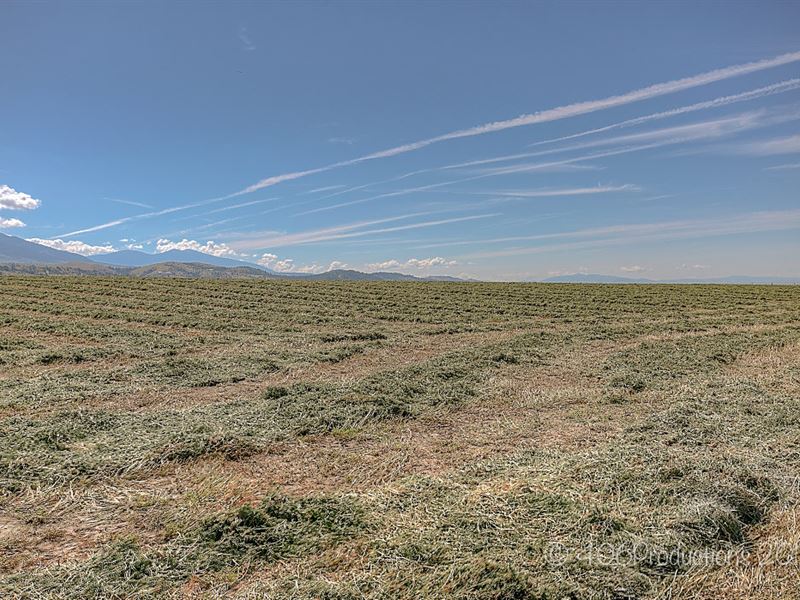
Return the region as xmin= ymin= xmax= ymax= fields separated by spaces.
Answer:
xmin=1 ymin=1 xmax=799 ymax=281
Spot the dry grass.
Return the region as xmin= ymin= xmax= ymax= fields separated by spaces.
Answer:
xmin=1 ymin=277 xmax=799 ymax=598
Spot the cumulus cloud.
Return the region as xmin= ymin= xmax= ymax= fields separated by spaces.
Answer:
xmin=256 ymin=252 xmax=300 ymax=273
xmin=620 ymin=265 xmax=647 ymax=273
xmin=367 ymin=257 xmax=458 ymax=272
xmin=368 ymin=259 xmax=401 ymax=271
xmin=678 ymin=263 xmax=710 ymax=270
xmin=27 ymin=238 xmax=115 ymax=256
xmin=156 ymin=238 xmax=240 ymax=257
xmin=257 ymin=253 xmax=347 ymax=273
xmin=257 ymin=252 xmax=278 ymax=266
xmin=0 ymin=217 xmax=26 ymax=228
xmin=0 ymin=185 xmax=41 ymax=211
xmin=273 ymin=258 xmax=297 ymax=272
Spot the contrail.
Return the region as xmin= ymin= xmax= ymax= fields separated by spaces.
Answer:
xmin=233 ymin=50 xmax=800 ymax=196
xmin=527 ymin=78 xmax=800 ymax=147
xmin=58 ymin=50 xmax=800 ymax=238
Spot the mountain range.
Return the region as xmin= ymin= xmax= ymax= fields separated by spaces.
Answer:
xmin=0 ymin=234 xmax=466 ymax=281
xmin=0 ymin=233 xmax=96 ymax=264
xmin=95 ymin=248 xmax=276 ymax=272
xmin=541 ymin=273 xmax=800 ymax=284
xmin=2 ymin=234 xmax=797 ymax=283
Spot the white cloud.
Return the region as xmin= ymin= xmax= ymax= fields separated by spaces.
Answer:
xmin=204 ymin=198 xmax=275 ymax=216
xmin=367 ymin=257 xmax=458 ymax=272
xmin=303 ymin=185 xmax=348 ymax=195
xmin=0 ymin=185 xmax=41 ymax=210
xmin=257 ymin=253 xmax=296 ymax=272
xmin=60 ymin=218 xmax=129 ymax=238
xmin=307 ymin=81 xmax=793 ymax=209
xmin=57 ymin=51 xmax=800 ymax=237
xmin=58 ymin=195 xmax=244 ymax=238
xmin=436 ymin=107 xmax=794 ymax=178
xmin=256 ymin=253 xmax=279 ymax=267
xmin=228 ymin=210 xmax=456 ymax=250
xmin=408 ymin=257 xmax=457 ymax=269
xmin=27 ymin=238 xmax=115 ymax=256
xmin=434 ymin=109 xmax=792 ymax=185
xmin=528 ymin=78 xmax=800 ymax=148
xmin=764 ymin=162 xmax=800 ymax=171
xmin=231 ymin=50 xmax=800 ymax=196
xmin=733 ymin=134 xmax=800 ymax=156
xmin=297 ymin=109 xmax=774 ymax=218
xmin=155 ymin=238 xmax=240 ymax=257
xmin=273 ymin=259 xmax=296 ymax=272
xmin=257 ymin=253 xmax=346 ymax=274
xmin=458 ymin=209 xmax=800 ymax=260
xmin=238 ymin=26 xmax=255 ymax=51
xmin=109 ymin=198 xmax=152 ymax=209
xmin=0 ymin=217 xmax=25 ymax=228
xmin=297 ymin=178 xmax=476 ymax=216
xmin=491 ymin=184 xmax=639 ymax=198
xmin=678 ymin=263 xmax=710 ymax=270
xmin=369 ymin=259 xmax=400 ymax=270
xmin=620 ymin=265 xmax=647 ymax=273
xmin=301 ymin=182 xmax=636 ymax=218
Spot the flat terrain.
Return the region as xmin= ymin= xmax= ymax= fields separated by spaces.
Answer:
xmin=1 ymin=277 xmax=799 ymax=599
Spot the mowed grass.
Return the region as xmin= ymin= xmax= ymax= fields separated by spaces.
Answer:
xmin=1 ymin=276 xmax=799 ymax=599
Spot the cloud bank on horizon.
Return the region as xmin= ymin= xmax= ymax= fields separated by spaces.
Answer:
xmin=2 ymin=2 xmax=799 ymax=280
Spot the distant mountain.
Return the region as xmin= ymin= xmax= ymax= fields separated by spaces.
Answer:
xmin=425 ymin=275 xmax=474 ymax=282
xmin=88 ymin=249 xmax=154 ymax=266
xmin=0 ymin=261 xmax=470 ymax=282
xmin=671 ymin=275 xmax=800 ymax=284
xmin=4 ymin=234 xmax=471 ymax=281
xmin=3 ymin=235 xmax=796 ymax=284
xmin=540 ymin=273 xmax=800 ymax=284
xmin=543 ymin=273 xmax=650 ymax=283
xmin=93 ymin=249 xmax=275 ymax=272
xmin=0 ymin=233 xmax=95 ymax=264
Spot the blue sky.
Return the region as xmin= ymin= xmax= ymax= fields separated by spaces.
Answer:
xmin=1 ymin=1 xmax=799 ymax=280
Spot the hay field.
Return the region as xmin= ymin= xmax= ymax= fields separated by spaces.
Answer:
xmin=1 ymin=276 xmax=799 ymax=598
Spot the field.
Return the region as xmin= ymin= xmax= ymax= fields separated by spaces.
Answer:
xmin=1 ymin=276 xmax=799 ymax=599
